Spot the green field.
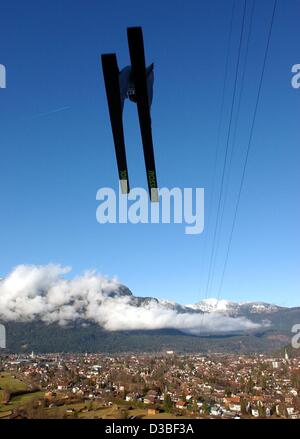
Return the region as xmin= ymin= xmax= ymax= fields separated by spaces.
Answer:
xmin=52 ymin=403 xmax=190 ymax=420
xmin=0 ymin=373 xmax=27 ymax=393
xmin=0 ymin=372 xmax=44 ymax=417
xmin=0 ymin=373 xmax=189 ymax=419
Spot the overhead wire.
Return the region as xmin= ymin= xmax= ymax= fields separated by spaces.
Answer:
xmin=196 ymin=0 xmax=236 ymax=296
xmin=199 ymin=0 xmax=247 ymax=331
xmin=207 ymin=0 xmax=255 ymax=298
xmin=215 ymin=0 xmax=278 ymax=304
xmin=203 ymin=0 xmax=247 ymax=302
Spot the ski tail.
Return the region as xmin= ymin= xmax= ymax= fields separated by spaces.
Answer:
xmin=127 ymin=27 xmax=158 ymax=202
xmin=101 ymin=53 xmax=130 ymax=194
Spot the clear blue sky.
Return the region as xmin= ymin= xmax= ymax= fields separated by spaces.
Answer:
xmin=0 ymin=0 xmax=299 ymax=306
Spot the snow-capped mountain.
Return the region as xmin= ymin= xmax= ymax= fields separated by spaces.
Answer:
xmin=186 ymin=298 xmax=283 ymax=316
xmin=2 ymin=289 xmax=299 ymax=353
xmin=186 ymin=298 xmax=235 ymax=313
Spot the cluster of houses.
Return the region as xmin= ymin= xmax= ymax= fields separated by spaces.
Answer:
xmin=1 ymin=351 xmax=300 ymax=419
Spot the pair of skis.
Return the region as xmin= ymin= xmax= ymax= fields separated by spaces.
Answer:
xmin=101 ymin=27 xmax=158 ymax=202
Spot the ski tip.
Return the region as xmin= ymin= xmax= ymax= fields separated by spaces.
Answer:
xmin=101 ymin=54 xmax=119 ymax=72
xmin=127 ymin=26 xmax=142 ymax=31
xmin=127 ymin=26 xmax=143 ymax=37
xmin=120 ymin=179 xmax=130 ymax=194
xmin=150 ymin=188 xmax=159 ymax=203
xmin=101 ymin=53 xmax=117 ymax=60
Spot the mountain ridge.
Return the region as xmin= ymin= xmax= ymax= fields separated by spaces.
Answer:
xmin=1 ymin=292 xmax=299 ymax=354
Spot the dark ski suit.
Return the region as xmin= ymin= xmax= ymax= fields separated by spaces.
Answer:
xmin=119 ymin=63 xmax=154 ymax=111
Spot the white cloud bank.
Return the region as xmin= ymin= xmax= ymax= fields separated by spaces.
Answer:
xmin=0 ymin=264 xmax=263 ymax=335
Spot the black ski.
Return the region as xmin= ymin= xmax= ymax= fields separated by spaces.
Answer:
xmin=127 ymin=27 xmax=158 ymax=202
xmin=101 ymin=53 xmax=129 ymax=194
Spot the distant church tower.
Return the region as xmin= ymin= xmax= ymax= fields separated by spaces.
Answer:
xmin=284 ymin=349 xmax=290 ymax=364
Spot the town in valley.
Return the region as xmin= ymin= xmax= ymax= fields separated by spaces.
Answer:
xmin=0 ymin=350 xmax=300 ymax=419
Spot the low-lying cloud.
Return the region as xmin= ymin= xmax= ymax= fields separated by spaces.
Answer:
xmin=0 ymin=264 xmax=263 ymax=335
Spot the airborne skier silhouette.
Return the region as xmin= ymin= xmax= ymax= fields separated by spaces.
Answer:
xmin=101 ymin=27 xmax=158 ymax=202
xmin=119 ymin=63 xmax=154 ymax=109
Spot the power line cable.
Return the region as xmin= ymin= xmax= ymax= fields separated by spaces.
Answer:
xmin=204 ymin=0 xmax=247 ymax=301
xmin=199 ymin=0 xmax=247 ymax=332
xmin=197 ymin=0 xmax=236 ymax=296
xmin=216 ymin=0 xmax=278 ymax=302
xmin=207 ymin=0 xmax=255 ymax=298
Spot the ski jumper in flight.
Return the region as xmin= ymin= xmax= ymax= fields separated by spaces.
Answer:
xmin=119 ymin=63 xmax=154 ymax=111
